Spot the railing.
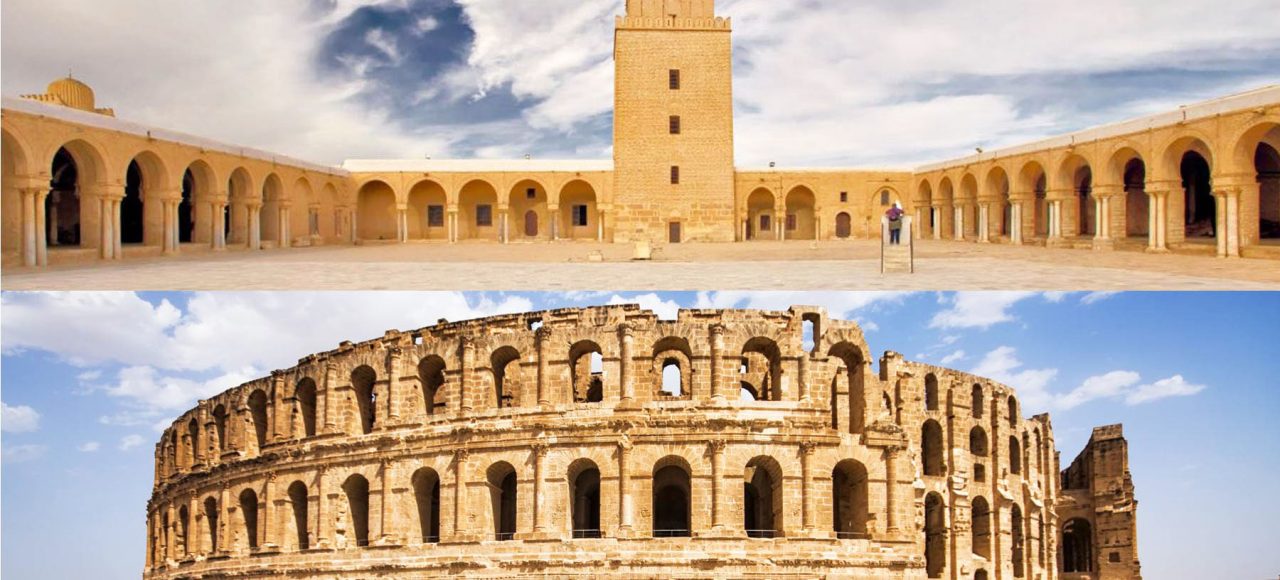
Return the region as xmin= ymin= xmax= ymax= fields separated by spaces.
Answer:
xmin=572 ymin=529 xmax=603 ymax=539
xmin=652 ymin=529 xmax=691 ymax=538
xmin=746 ymin=529 xmax=778 ymax=539
xmin=494 ymin=532 xmax=516 ymax=542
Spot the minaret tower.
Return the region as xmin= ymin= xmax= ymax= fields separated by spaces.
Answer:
xmin=612 ymin=0 xmax=735 ymax=243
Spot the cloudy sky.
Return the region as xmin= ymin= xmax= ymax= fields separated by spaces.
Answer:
xmin=3 ymin=0 xmax=1278 ymax=168
xmin=2 ymin=291 xmax=1278 ymax=579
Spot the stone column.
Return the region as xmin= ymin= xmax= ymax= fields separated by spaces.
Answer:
xmin=617 ymin=436 xmax=633 ymax=533
xmin=885 ymin=445 xmax=901 ymax=533
xmin=379 ymin=460 xmax=392 ymax=542
xmin=798 ymin=351 xmax=811 ymax=402
xmin=800 ymin=441 xmax=816 ymax=532
xmin=314 ymin=467 xmax=329 ymax=548
xmin=709 ymin=323 xmax=726 ymax=401
xmin=447 ymin=209 xmax=458 ymax=243
xmin=262 ymin=473 xmax=277 ymax=549
xmin=270 ymin=372 xmax=286 ymax=443
xmin=536 ymin=326 xmax=552 ymax=406
xmin=166 ymin=503 xmax=177 ymax=562
xmin=1011 ymin=201 xmax=1024 ymax=245
xmin=616 ymin=324 xmax=635 ymax=402
xmin=213 ymin=199 xmax=228 ymax=250
xmin=978 ymin=203 xmax=989 ymax=242
xmin=1147 ymin=190 xmax=1169 ymax=252
xmin=532 ymin=443 xmax=549 ymax=533
xmin=709 ymin=439 xmax=726 ymax=532
xmin=248 ymin=203 xmax=262 ymax=250
xmin=453 ymin=449 xmax=470 ymax=538
xmin=932 ymin=207 xmax=942 ymax=240
xmin=550 ymin=205 xmax=561 ymax=241
xmin=1215 ymin=189 xmax=1242 ymax=258
xmin=323 ymin=363 xmax=338 ymax=434
xmin=20 ymin=188 xmax=38 ymax=266
xmin=218 ymin=484 xmax=230 ymax=554
xmin=460 ymin=337 xmax=475 ymax=413
xmin=386 ymin=348 xmax=402 ymax=424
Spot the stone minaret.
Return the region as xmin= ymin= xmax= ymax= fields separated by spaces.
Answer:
xmin=613 ymin=0 xmax=735 ymax=243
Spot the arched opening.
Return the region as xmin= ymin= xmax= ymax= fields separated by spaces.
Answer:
xmin=318 ymin=183 xmax=340 ymax=240
xmin=296 ymin=378 xmax=317 ymax=438
xmin=356 ymin=180 xmax=396 ymax=241
xmin=179 ymin=169 xmax=195 ymax=243
xmin=1010 ymin=435 xmax=1022 ymax=475
xmin=260 ymin=174 xmax=284 ymax=245
xmin=203 ymin=497 xmax=219 ymax=554
xmin=741 ymin=381 xmax=759 ymax=401
xmin=746 ymin=188 xmax=775 ymax=240
xmin=744 ymin=456 xmax=783 ymax=538
xmin=227 ymin=168 xmax=252 ymax=245
xmin=938 ymin=177 xmax=956 ymax=239
xmin=288 ymin=481 xmax=309 ymax=550
xmin=239 ymin=488 xmax=259 ymax=549
xmin=1075 ymin=165 xmax=1095 ymax=237
xmin=186 ymin=417 xmax=200 ymax=468
xmin=661 ymin=360 xmax=682 ymax=396
xmin=1017 ymin=163 xmax=1048 ymax=238
xmin=1181 ymin=150 xmax=1215 ymax=240
xmin=835 ymin=212 xmax=852 ymax=239
xmin=491 ymin=346 xmax=522 ymax=408
xmin=459 ymin=180 xmax=498 ymax=241
xmin=832 ymin=459 xmax=869 ymax=539
xmin=1062 ymin=518 xmax=1094 ymax=573
xmin=523 ymin=210 xmax=539 ymax=237
xmin=959 ymin=174 xmax=979 ymax=239
xmin=976 ymin=570 xmax=989 ymax=580
xmin=1012 ymin=503 xmax=1026 ymax=578
xmin=1008 ymin=397 xmax=1019 ymax=428
xmin=652 ymin=460 xmax=691 ymax=537
xmin=972 ymin=496 xmax=992 ymax=559
xmin=570 ymin=341 xmax=605 ymax=404
xmin=1122 ymin=156 xmax=1149 ymax=239
xmin=922 ymin=419 xmax=944 ymax=476
xmin=183 ymin=161 xmax=218 ymax=246
xmin=970 ymin=426 xmax=988 ymax=456
xmin=508 ymin=179 xmax=547 ymax=240
xmin=412 ymin=468 xmax=441 ymax=543
xmin=785 ymin=186 xmax=817 ymax=240
xmin=653 ymin=336 xmax=692 ymax=399
xmin=1256 ymin=138 xmax=1280 ymax=242
xmin=987 ymin=168 xmax=1011 ymax=237
xmin=212 ymin=404 xmax=227 ymax=452
xmin=1 ymin=130 xmax=32 ymax=256
xmin=569 ymin=460 xmax=602 ymax=539
xmin=917 ymin=180 xmax=935 ymax=238
xmin=828 ymin=342 xmax=866 ymax=434
xmin=407 ymin=180 xmax=447 ymax=240
xmin=342 ymin=474 xmax=371 ymax=547
xmin=351 ymin=366 xmax=377 ymax=434
xmin=177 ymin=505 xmax=191 ymax=557
xmin=291 ymin=177 xmax=314 ymax=241
xmin=560 ymin=179 xmax=599 ymax=240
xmin=47 ymin=147 xmax=84 ymax=247
xmin=122 ymin=160 xmax=146 ymax=245
xmin=924 ymin=492 xmax=945 ymax=578
xmin=247 ymin=390 xmax=269 ymax=450
xmin=924 ymin=373 xmax=939 ymax=411
xmin=740 ymin=337 xmax=782 ymax=401
xmin=972 ymin=384 xmax=984 ymax=419
xmin=418 ymin=356 xmax=446 ymax=416
xmin=487 ymin=462 xmax=518 ymax=541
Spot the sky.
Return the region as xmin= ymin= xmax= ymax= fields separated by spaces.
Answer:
xmin=1 ymin=291 xmax=1278 ymax=579
xmin=3 ymin=0 xmax=1279 ymax=167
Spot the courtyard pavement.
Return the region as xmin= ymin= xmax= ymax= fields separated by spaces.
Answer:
xmin=3 ymin=240 xmax=1278 ymax=291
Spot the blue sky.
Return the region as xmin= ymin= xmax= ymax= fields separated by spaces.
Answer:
xmin=3 ymin=0 xmax=1279 ymax=166
xmin=2 ymin=291 xmax=1278 ymax=579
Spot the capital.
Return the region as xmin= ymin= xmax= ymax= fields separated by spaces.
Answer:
xmin=535 ymin=325 xmax=554 ymax=342
xmin=617 ymin=323 xmax=634 ymax=338
xmin=454 ymin=448 xmax=470 ymax=463
xmin=531 ymin=442 xmax=550 ymax=458
xmin=799 ymin=440 xmax=819 ymax=456
xmin=708 ymin=439 xmax=727 ymax=454
xmin=709 ymin=323 xmax=727 ymax=337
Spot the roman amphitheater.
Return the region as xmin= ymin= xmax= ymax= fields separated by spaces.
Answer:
xmin=144 ymin=305 xmax=1140 ymax=579
xmin=2 ymin=0 xmax=1279 ymax=276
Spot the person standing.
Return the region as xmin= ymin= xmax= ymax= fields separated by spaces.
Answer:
xmin=886 ymin=202 xmax=905 ymax=245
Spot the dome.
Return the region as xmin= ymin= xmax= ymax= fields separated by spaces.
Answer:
xmin=46 ymin=76 xmax=96 ymax=111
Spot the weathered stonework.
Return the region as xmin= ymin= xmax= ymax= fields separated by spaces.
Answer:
xmin=144 ymin=305 xmax=1139 ymax=579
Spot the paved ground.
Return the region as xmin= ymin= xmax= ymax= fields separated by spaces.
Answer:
xmin=3 ymin=240 xmax=1278 ymax=291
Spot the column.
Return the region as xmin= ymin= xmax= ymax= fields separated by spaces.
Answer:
xmin=248 ymin=205 xmax=261 ymax=250
xmin=349 ymin=208 xmax=358 ymax=243
xmin=453 ymin=449 xmax=469 ymax=538
xmin=551 ymin=206 xmax=561 ymax=241
xmin=262 ymin=473 xmax=277 ymax=548
xmin=800 ymin=441 xmax=816 ymax=532
xmin=447 ymin=209 xmax=457 ymax=243
xmin=166 ymin=503 xmax=177 ymax=562
xmin=618 ymin=324 xmax=634 ymax=402
xmin=597 ymin=210 xmax=605 ymax=241
xmin=386 ymin=348 xmax=402 ymax=424
xmin=709 ymin=440 xmax=726 ymax=532
xmin=112 ymin=198 xmax=123 ymax=260
xmin=978 ymin=204 xmax=989 ymax=242
xmin=379 ymin=460 xmax=392 ymax=542
xmin=532 ymin=443 xmax=549 ymax=533
xmin=460 ymin=337 xmax=474 ymax=413
xmin=954 ymin=206 xmax=964 ymax=240
xmin=798 ymin=351 xmax=811 ymax=401
xmin=100 ymin=196 xmax=114 ymax=260
xmin=709 ymin=324 xmax=726 ymax=401
xmin=218 ymin=485 xmax=230 ymax=554
xmin=1215 ymin=190 xmax=1241 ymax=258
xmin=314 ymin=467 xmax=328 ymax=548
xmin=279 ymin=205 xmax=291 ymax=248
xmin=1011 ymin=202 xmax=1023 ymax=245
xmin=501 ymin=210 xmax=509 ymax=244
xmin=536 ymin=326 xmax=552 ymax=406
xmin=885 ymin=445 xmax=901 ymax=533
xmin=270 ymin=373 xmax=286 ymax=442
xmin=20 ymin=188 xmax=36 ymax=266
xmin=1148 ymin=190 xmax=1168 ymax=252
xmin=814 ymin=214 xmax=822 ymax=241
xmin=323 ymin=364 xmax=338 ymax=434
xmin=617 ymin=437 xmax=633 ymax=533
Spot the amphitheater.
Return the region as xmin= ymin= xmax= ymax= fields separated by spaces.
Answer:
xmin=145 ymin=305 xmax=1140 ymax=579
xmin=3 ymin=0 xmax=1280 ymax=272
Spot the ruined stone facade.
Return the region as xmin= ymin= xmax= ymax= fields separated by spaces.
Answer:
xmin=1056 ymin=426 xmax=1142 ymax=579
xmin=144 ymin=306 xmax=1138 ymax=579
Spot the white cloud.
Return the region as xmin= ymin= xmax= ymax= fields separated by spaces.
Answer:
xmin=77 ymin=441 xmax=101 ymax=453
xmin=1 ymin=402 xmax=41 ymax=433
xmin=607 ymin=293 xmax=682 ymax=321
xmin=1126 ymin=375 xmax=1207 ymax=405
xmin=939 ymin=350 xmax=966 ymax=365
xmin=1081 ymin=291 xmax=1122 ymax=305
xmin=1 ymin=444 xmax=47 ymax=463
xmin=119 ymin=435 xmax=146 ymax=451
xmin=1057 ymin=370 xmax=1142 ymax=410
xmin=929 ymin=292 xmax=1038 ymax=330
xmin=970 ymin=346 xmax=1059 ymax=410
xmin=415 ymin=16 xmax=440 ymax=34
xmin=695 ymin=291 xmax=911 ymax=319
xmin=364 ymin=29 xmax=402 ymax=63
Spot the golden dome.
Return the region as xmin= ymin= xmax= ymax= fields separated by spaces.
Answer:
xmin=46 ymin=76 xmax=96 ymax=111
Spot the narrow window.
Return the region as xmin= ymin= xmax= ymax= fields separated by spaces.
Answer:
xmin=840 ymin=192 xmax=849 ymax=203
xmin=427 ymin=206 xmax=444 ymax=228
xmin=476 ymin=204 xmax=493 ymax=227
xmin=526 ymin=188 xmax=536 ymax=199
xmin=670 ymin=166 xmax=680 ymax=185
xmin=669 ymin=115 xmax=681 ymax=134
xmin=573 ymin=205 xmax=589 ymax=227
xmin=669 ymin=69 xmax=681 ymax=90
xmin=661 ymin=361 xmax=682 ymax=396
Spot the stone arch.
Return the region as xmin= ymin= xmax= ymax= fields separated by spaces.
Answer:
xmin=835 ymin=212 xmax=852 ymax=239
xmin=922 ymin=419 xmax=944 ymax=476
xmin=509 ymin=179 xmax=549 ymax=241
xmin=746 ymin=187 xmax=776 ymax=240
xmin=181 ymin=159 xmax=217 ymax=245
xmin=260 ymin=173 xmax=285 ymax=246
xmin=970 ymin=426 xmax=989 ymax=456
xmin=486 ymin=461 xmax=519 ymax=540
xmin=185 ymin=416 xmax=200 ymax=467
xmin=1012 ymin=503 xmax=1026 ymax=578
xmin=124 ymin=150 xmax=170 ymax=247
xmin=350 ymin=365 xmax=377 ymax=435
xmin=652 ymin=336 xmax=693 ymax=399
xmin=560 ymin=179 xmax=599 ymax=240
xmin=246 ymin=389 xmax=269 ymax=451
xmin=1017 ymin=160 xmax=1049 ymax=237
xmin=295 ymin=377 xmax=318 ymax=438
xmin=972 ymin=495 xmax=992 ymax=559
xmin=459 ymin=179 xmax=499 ymax=241
xmin=743 ymin=455 xmax=784 ymax=537
xmin=1008 ymin=396 xmax=1019 ymax=427
xmin=411 ymin=467 xmax=441 ymax=543
xmin=1055 ymin=154 xmax=1094 ymax=237
xmin=341 ymin=474 xmax=371 ymax=547
xmin=291 ymin=176 xmax=315 ymax=240
xmin=924 ymin=373 xmax=939 ymax=411
xmin=356 ymin=180 xmax=397 ymax=241
xmin=1 ymin=129 xmax=34 ymax=256
xmin=985 ymin=166 xmax=1012 ymax=237
xmin=418 ymin=355 xmax=447 ymax=416
xmin=490 ymin=346 xmax=523 ymax=408
xmin=785 ymin=185 xmax=817 ymax=240
xmin=177 ymin=503 xmax=191 ymax=556
xmin=287 ymin=480 xmax=310 ymax=550
xmin=1108 ymin=147 xmax=1150 ymax=240
xmin=959 ymin=173 xmax=979 ymax=239
xmin=1010 ymin=435 xmax=1022 ymax=474
xmin=1232 ymin=122 xmax=1280 ymax=245
xmin=740 ymin=336 xmax=782 ymax=402
xmin=238 ymin=487 xmax=260 ymax=549
xmin=828 ymin=341 xmax=866 ymax=434
xmin=567 ymin=458 xmax=602 ymax=538
xmin=1161 ymin=135 xmax=1216 ymax=244
xmin=569 ymin=340 xmax=605 ymax=404
xmin=227 ymin=167 xmax=254 ymax=245
xmin=212 ymin=404 xmax=229 ymax=452
xmin=203 ymin=496 xmax=219 ymax=554
xmin=1062 ymin=518 xmax=1094 ymax=573
xmin=652 ymin=455 xmax=692 ymax=537
xmin=318 ymin=182 xmax=341 ymax=240
xmin=971 ymin=383 xmax=984 ymax=419
xmin=832 ymin=458 xmax=869 ymax=539
xmin=924 ymin=492 xmax=946 ymax=578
